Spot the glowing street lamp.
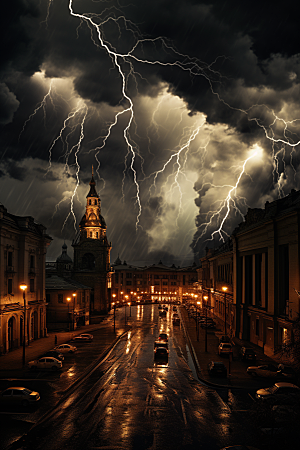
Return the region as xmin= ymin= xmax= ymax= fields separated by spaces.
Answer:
xmin=196 ymin=300 xmax=200 ymax=341
xmin=222 ymin=286 xmax=228 ymax=335
xmin=128 ymin=302 xmax=131 ymax=317
xmin=20 ymin=283 xmax=27 ymax=367
xmin=203 ymin=296 xmax=209 ymax=352
xmin=67 ymin=297 xmax=71 ymax=331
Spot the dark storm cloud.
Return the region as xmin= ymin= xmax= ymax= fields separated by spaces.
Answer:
xmin=1 ymin=0 xmax=300 ymax=263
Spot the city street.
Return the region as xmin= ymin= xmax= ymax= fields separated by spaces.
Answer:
xmin=0 ymin=304 xmax=298 ymax=450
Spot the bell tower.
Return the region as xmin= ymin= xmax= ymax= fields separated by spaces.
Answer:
xmin=72 ymin=168 xmax=112 ymax=313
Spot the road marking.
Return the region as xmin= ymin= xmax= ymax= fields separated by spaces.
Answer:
xmin=180 ymin=398 xmax=187 ymax=426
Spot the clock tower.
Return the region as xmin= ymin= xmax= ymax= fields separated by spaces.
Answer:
xmin=72 ymin=168 xmax=112 ymax=313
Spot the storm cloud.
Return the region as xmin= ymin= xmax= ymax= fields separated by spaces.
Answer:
xmin=1 ymin=0 xmax=300 ymax=263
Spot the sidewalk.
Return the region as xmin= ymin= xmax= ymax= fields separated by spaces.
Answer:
xmin=0 ymin=316 xmax=119 ymax=376
xmin=179 ymin=307 xmax=277 ymax=388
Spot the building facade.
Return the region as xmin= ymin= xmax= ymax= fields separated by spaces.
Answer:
xmin=0 ymin=204 xmax=52 ymax=354
xmin=72 ymin=170 xmax=112 ymax=313
xmin=232 ymin=190 xmax=300 ymax=356
xmin=112 ymin=259 xmax=198 ymax=304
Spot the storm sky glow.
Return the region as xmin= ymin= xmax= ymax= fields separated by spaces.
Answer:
xmin=1 ymin=0 xmax=300 ymax=265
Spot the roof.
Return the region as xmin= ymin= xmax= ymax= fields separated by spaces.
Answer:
xmin=45 ymin=274 xmax=91 ymax=290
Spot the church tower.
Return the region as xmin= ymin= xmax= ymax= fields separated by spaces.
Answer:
xmin=72 ymin=168 xmax=112 ymax=313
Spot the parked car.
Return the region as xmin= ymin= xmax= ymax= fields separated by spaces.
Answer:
xmin=247 ymin=363 xmax=282 ymax=378
xmin=154 ymin=346 xmax=169 ymax=363
xmin=158 ymin=332 xmax=168 ymax=341
xmin=41 ymin=350 xmax=64 ymax=361
xmin=218 ymin=343 xmax=233 ymax=356
xmin=54 ymin=344 xmax=77 ymax=353
xmin=207 ymin=361 xmax=227 ymax=377
xmin=219 ymin=335 xmax=231 ymax=344
xmin=72 ymin=333 xmax=93 ymax=342
xmin=28 ymin=357 xmax=62 ymax=371
xmin=255 ymin=382 xmax=300 ymax=403
xmin=239 ymin=347 xmax=256 ymax=362
xmin=0 ymin=387 xmax=40 ymax=407
xmin=277 ymin=364 xmax=297 ymax=381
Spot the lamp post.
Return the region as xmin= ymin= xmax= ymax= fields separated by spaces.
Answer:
xmin=203 ymin=295 xmax=209 ymax=352
xmin=222 ymin=286 xmax=228 ymax=335
xmin=67 ymin=297 xmax=71 ymax=331
xmin=125 ymin=295 xmax=128 ymax=325
xmin=196 ymin=300 xmax=200 ymax=341
xmin=128 ymin=302 xmax=131 ymax=317
xmin=72 ymin=293 xmax=76 ymax=331
xmin=112 ymin=294 xmax=116 ymax=332
xmin=20 ymin=283 xmax=27 ymax=367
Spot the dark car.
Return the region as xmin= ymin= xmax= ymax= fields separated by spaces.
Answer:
xmin=239 ymin=347 xmax=256 ymax=362
xmin=41 ymin=350 xmax=64 ymax=361
xmin=0 ymin=387 xmax=40 ymax=407
xmin=207 ymin=361 xmax=227 ymax=377
xmin=154 ymin=347 xmax=169 ymax=363
xmin=154 ymin=340 xmax=168 ymax=349
xmin=158 ymin=332 xmax=168 ymax=341
xmin=277 ymin=364 xmax=297 ymax=381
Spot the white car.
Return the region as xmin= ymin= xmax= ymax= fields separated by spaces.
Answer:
xmin=28 ymin=357 xmax=62 ymax=371
xmin=72 ymin=333 xmax=93 ymax=342
xmin=218 ymin=343 xmax=233 ymax=356
xmin=55 ymin=343 xmax=77 ymax=353
xmin=256 ymin=382 xmax=300 ymax=403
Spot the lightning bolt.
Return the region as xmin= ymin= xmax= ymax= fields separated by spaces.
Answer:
xmin=193 ymin=151 xmax=257 ymax=247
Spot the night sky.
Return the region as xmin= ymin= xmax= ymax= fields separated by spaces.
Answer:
xmin=1 ymin=0 xmax=300 ymax=265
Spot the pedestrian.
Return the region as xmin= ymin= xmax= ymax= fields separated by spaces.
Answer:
xmin=55 ymin=334 xmax=57 ymax=346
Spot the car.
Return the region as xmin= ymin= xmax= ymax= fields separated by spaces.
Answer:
xmin=158 ymin=332 xmax=168 ymax=341
xmin=173 ymin=317 xmax=180 ymax=325
xmin=0 ymin=387 xmax=40 ymax=407
xmin=277 ymin=364 xmax=297 ymax=381
xmin=72 ymin=333 xmax=93 ymax=342
xmin=207 ymin=361 xmax=227 ymax=377
xmin=55 ymin=343 xmax=77 ymax=353
xmin=255 ymin=382 xmax=300 ymax=403
xmin=218 ymin=343 xmax=233 ymax=356
xmin=154 ymin=340 xmax=168 ymax=349
xmin=28 ymin=357 xmax=62 ymax=371
xmin=154 ymin=346 xmax=169 ymax=363
xmin=41 ymin=350 xmax=64 ymax=361
xmin=247 ymin=363 xmax=281 ymax=378
xmin=219 ymin=335 xmax=231 ymax=344
xmin=239 ymin=347 xmax=256 ymax=362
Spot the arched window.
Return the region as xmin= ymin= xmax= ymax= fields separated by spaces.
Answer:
xmin=94 ymin=199 xmax=97 ymax=205
xmin=81 ymin=253 xmax=96 ymax=269
xmin=89 ymin=199 xmax=91 ymax=205
xmin=96 ymin=232 xmax=99 ymax=238
xmin=90 ymin=231 xmax=93 ymax=238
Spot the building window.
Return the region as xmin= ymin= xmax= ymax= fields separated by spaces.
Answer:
xmin=96 ymin=232 xmax=98 ymax=238
xmin=126 ymin=280 xmax=132 ymax=286
xmin=30 ymin=255 xmax=35 ymax=269
xmin=8 ymin=278 xmax=13 ymax=294
xmin=46 ymin=293 xmax=51 ymax=303
xmin=89 ymin=199 xmax=91 ymax=205
xmin=90 ymin=231 xmax=93 ymax=238
xmin=154 ymin=275 xmax=159 ymax=279
xmin=58 ymin=294 xmax=63 ymax=303
xmin=7 ymin=251 xmax=13 ymax=266
xmin=94 ymin=200 xmax=97 ymax=205
xmin=30 ymin=279 xmax=34 ymax=292
xmin=162 ymin=281 xmax=167 ymax=285
xmin=115 ymin=273 xmax=119 ymax=283
xmin=126 ymin=273 xmax=132 ymax=278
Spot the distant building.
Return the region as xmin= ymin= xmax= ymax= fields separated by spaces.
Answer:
xmin=72 ymin=169 xmax=112 ymax=313
xmin=45 ymin=243 xmax=91 ymax=330
xmin=0 ymin=203 xmax=52 ymax=354
xmin=112 ymin=258 xmax=198 ymax=303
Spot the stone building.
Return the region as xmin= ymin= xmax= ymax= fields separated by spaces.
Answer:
xmin=0 ymin=203 xmax=52 ymax=354
xmin=199 ymin=240 xmax=234 ymax=337
xmin=232 ymin=189 xmax=300 ymax=356
xmin=72 ymin=170 xmax=112 ymax=313
xmin=112 ymin=258 xmax=198 ymax=304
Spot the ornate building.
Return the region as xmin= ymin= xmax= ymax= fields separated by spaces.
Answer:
xmin=0 ymin=203 xmax=52 ymax=354
xmin=72 ymin=170 xmax=112 ymax=313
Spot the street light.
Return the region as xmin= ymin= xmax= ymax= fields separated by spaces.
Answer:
xmin=196 ymin=301 xmax=200 ymax=341
xmin=72 ymin=293 xmax=76 ymax=331
xmin=20 ymin=282 xmax=27 ymax=367
xmin=125 ymin=295 xmax=128 ymax=325
xmin=128 ymin=302 xmax=131 ymax=317
xmin=203 ymin=296 xmax=209 ymax=352
xmin=222 ymin=286 xmax=228 ymax=336
xmin=67 ymin=297 xmax=71 ymax=331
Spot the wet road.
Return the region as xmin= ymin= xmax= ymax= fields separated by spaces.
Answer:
xmin=6 ymin=304 xmax=263 ymax=450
